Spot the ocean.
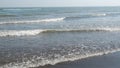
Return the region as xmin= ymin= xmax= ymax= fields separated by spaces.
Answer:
xmin=0 ymin=7 xmax=120 ymax=68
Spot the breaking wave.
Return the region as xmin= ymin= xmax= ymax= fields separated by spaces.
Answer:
xmin=0 ymin=29 xmax=45 ymax=37
xmin=91 ymin=13 xmax=106 ymax=16
xmin=1 ymin=12 xmax=120 ymax=24
xmin=0 ymin=17 xmax=65 ymax=24
xmin=1 ymin=47 xmax=120 ymax=68
xmin=0 ymin=28 xmax=120 ymax=37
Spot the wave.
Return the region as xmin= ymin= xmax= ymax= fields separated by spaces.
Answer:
xmin=1 ymin=48 xmax=120 ymax=68
xmin=0 ymin=28 xmax=120 ymax=37
xmin=0 ymin=12 xmax=119 ymax=24
xmin=64 ymin=12 xmax=120 ymax=20
xmin=0 ymin=14 xmax=16 ymax=17
xmin=3 ymin=8 xmax=24 ymax=11
xmin=108 ymin=12 xmax=120 ymax=16
xmin=91 ymin=13 xmax=106 ymax=16
xmin=0 ymin=29 xmax=45 ymax=37
xmin=65 ymin=13 xmax=107 ymax=20
xmin=2 ymin=8 xmax=41 ymax=11
xmin=0 ymin=17 xmax=65 ymax=24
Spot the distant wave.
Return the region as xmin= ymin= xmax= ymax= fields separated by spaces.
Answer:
xmin=0 ymin=17 xmax=65 ymax=24
xmin=2 ymin=8 xmax=41 ymax=11
xmin=0 ymin=28 xmax=120 ymax=37
xmin=64 ymin=12 xmax=120 ymax=20
xmin=0 ymin=14 xmax=16 ymax=17
xmin=1 ymin=12 xmax=120 ymax=24
xmin=91 ymin=13 xmax=106 ymax=16
xmin=65 ymin=13 xmax=107 ymax=20
xmin=108 ymin=12 xmax=120 ymax=16
xmin=2 ymin=8 xmax=23 ymax=11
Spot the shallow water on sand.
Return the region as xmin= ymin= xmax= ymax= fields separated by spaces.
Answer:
xmin=37 ymin=52 xmax=120 ymax=68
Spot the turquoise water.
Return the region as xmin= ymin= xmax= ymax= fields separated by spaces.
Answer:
xmin=0 ymin=7 xmax=120 ymax=68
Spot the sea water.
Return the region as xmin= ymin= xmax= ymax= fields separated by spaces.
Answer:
xmin=0 ymin=7 xmax=120 ymax=68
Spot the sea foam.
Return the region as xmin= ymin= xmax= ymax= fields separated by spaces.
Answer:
xmin=91 ymin=13 xmax=106 ymax=16
xmin=1 ymin=48 xmax=120 ymax=68
xmin=0 ymin=17 xmax=65 ymax=24
xmin=0 ymin=28 xmax=120 ymax=37
xmin=0 ymin=29 xmax=45 ymax=37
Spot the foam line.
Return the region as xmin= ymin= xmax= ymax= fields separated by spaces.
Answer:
xmin=0 ymin=28 xmax=120 ymax=37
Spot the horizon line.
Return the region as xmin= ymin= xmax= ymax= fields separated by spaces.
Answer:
xmin=0 ymin=5 xmax=120 ymax=8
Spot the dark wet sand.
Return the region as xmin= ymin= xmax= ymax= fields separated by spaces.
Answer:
xmin=36 ymin=52 xmax=120 ymax=68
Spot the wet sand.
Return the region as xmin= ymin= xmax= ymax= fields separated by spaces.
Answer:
xmin=36 ymin=52 xmax=120 ymax=68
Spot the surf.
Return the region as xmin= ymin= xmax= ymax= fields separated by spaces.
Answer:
xmin=1 ymin=47 xmax=120 ymax=68
xmin=0 ymin=17 xmax=65 ymax=24
xmin=0 ymin=28 xmax=120 ymax=37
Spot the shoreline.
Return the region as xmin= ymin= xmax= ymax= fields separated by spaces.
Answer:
xmin=36 ymin=51 xmax=120 ymax=68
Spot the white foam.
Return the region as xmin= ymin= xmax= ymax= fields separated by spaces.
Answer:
xmin=0 ymin=29 xmax=45 ymax=37
xmin=0 ymin=28 xmax=120 ymax=37
xmin=1 ymin=48 xmax=120 ymax=68
xmin=50 ymin=28 xmax=120 ymax=32
xmin=92 ymin=13 xmax=106 ymax=16
xmin=97 ymin=28 xmax=120 ymax=31
xmin=0 ymin=17 xmax=65 ymax=24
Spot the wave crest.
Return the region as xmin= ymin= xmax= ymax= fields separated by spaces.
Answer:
xmin=0 ymin=28 xmax=120 ymax=37
xmin=0 ymin=30 xmax=45 ymax=37
xmin=0 ymin=17 xmax=65 ymax=24
xmin=91 ymin=13 xmax=106 ymax=16
xmin=64 ymin=13 xmax=107 ymax=20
